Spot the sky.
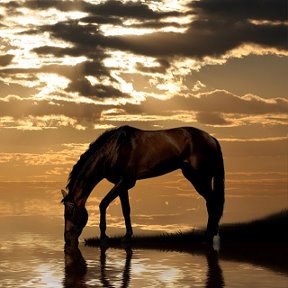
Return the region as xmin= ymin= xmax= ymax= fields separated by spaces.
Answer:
xmin=0 ymin=0 xmax=287 ymax=227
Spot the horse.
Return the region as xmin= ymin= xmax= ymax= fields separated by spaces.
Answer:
xmin=61 ymin=125 xmax=225 ymax=247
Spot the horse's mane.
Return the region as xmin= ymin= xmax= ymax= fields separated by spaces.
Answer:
xmin=66 ymin=127 xmax=121 ymax=193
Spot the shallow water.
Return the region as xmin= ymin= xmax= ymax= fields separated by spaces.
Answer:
xmin=0 ymin=226 xmax=287 ymax=288
xmin=0 ymin=181 xmax=287 ymax=287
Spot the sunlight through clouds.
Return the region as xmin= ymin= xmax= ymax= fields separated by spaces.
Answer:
xmin=0 ymin=115 xmax=85 ymax=131
xmin=0 ymin=0 xmax=286 ymax=226
xmin=0 ymin=7 xmax=287 ymax=287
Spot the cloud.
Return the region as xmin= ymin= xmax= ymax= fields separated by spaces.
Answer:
xmin=24 ymin=0 xmax=180 ymax=20
xmin=0 ymin=54 xmax=14 ymax=66
xmin=135 ymin=59 xmax=171 ymax=74
xmin=196 ymin=111 xmax=231 ymax=126
xmin=23 ymin=0 xmax=79 ymax=11
xmin=0 ymin=115 xmax=86 ymax=131
xmin=0 ymin=87 xmax=286 ymax=131
xmin=192 ymin=0 xmax=287 ymax=22
xmin=22 ymin=0 xmax=286 ymax=61
xmin=125 ymin=90 xmax=288 ymax=115
xmin=85 ymin=0 xmax=180 ymax=20
xmin=2 ymin=0 xmax=285 ymax=107
xmin=0 ymin=0 xmax=286 ymax=134
xmin=116 ymin=19 xmax=286 ymax=58
xmin=66 ymin=77 xmax=130 ymax=99
xmin=194 ymin=55 xmax=288 ymax=99
xmin=0 ymin=80 xmax=38 ymax=98
xmin=0 ymin=97 xmax=113 ymax=129
xmin=0 ymin=58 xmax=129 ymax=100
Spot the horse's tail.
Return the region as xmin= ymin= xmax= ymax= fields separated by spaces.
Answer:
xmin=212 ymin=138 xmax=225 ymax=219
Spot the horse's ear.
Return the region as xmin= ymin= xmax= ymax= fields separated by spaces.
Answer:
xmin=61 ymin=189 xmax=68 ymax=203
xmin=61 ymin=189 xmax=68 ymax=197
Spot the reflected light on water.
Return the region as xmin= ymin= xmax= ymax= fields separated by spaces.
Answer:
xmin=24 ymin=264 xmax=62 ymax=288
xmin=0 ymin=182 xmax=287 ymax=287
xmin=0 ymin=229 xmax=287 ymax=287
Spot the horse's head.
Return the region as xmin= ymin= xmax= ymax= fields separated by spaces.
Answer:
xmin=61 ymin=190 xmax=88 ymax=247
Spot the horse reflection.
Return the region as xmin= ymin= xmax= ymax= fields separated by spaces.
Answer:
xmin=63 ymin=247 xmax=132 ymax=288
xmin=205 ymin=249 xmax=225 ymax=288
xmin=100 ymin=247 xmax=132 ymax=288
xmin=63 ymin=246 xmax=224 ymax=288
xmin=63 ymin=247 xmax=87 ymax=288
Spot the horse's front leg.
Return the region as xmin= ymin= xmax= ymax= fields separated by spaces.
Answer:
xmin=99 ymin=184 xmax=121 ymax=241
xmin=120 ymin=189 xmax=133 ymax=241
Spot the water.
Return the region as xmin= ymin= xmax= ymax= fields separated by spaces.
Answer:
xmin=0 ymin=181 xmax=287 ymax=287
xmin=0 ymin=226 xmax=287 ymax=287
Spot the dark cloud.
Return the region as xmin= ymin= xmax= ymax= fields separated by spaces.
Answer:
xmin=2 ymin=0 xmax=286 ymax=103
xmin=0 ymin=61 xmax=108 ymax=81
xmin=0 ymin=80 xmax=38 ymax=98
xmin=23 ymin=0 xmax=180 ymax=19
xmin=66 ymin=78 xmax=129 ymax=99
xmin=1 ymin=1 xmax=22 ymax=15
xmin=33 ymin=43 xmax=108 ymax=63
xmin=48 ymin=16 xmax=285 ymax=59
xmin=136 ymin=59 xmax=171 ymax=74
xmin=0 ymin=97 xmax=112 ymax=127
xmin=0 ymin=54 xmax=14 ymax=66
xmin=80 ymin=15 xmax=122 ymax=25
xmin=192 ymin=0 xmax=287 ymax=22
xmin=124 ymin=90 xmax=288 ymax=115
xmin=4 ymin=89 xmax=286 ymax=127
xmin=124 ymin=20 xmax=182 ymax=29
xmin=196 ymin=111 xmax=231 ymax=126
xmin=116 ymin=18 xmax=286 ymax=58
xmin=50 ymin=61 xmax=128 ymax=99
xmin=47 ymin=21 xmax=105 ymax=47
xmin=38 ymin=20 xmax=124 ymax=55
xmin=0 ymin=60 xmax=128 ymax=100
xmin=85 ymin=0 xmax=180 ymax=20
xmin=23 ymin=0 xmax=82 ymax=12
xmin=33 ymin=46 xmax=83 ymax=57
xmin=21 ymin=0 xmax=286 ymax=61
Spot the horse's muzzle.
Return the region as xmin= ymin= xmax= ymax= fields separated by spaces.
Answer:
xmin=64 ymin=230 xmax=80 ymax=247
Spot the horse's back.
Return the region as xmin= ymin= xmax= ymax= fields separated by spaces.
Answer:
xmin=112 ymin=126 xmax=219 ymax=180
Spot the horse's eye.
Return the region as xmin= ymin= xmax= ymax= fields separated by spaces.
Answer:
xmin=65 ymin=206 xmax=75 ymax=219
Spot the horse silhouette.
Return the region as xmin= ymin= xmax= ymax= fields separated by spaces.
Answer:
xmin=61 ymin=126 xmax=224 ymax=247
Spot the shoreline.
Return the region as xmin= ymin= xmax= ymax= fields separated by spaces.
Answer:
xmin=85 ymin=210 xmax=288 ymax=275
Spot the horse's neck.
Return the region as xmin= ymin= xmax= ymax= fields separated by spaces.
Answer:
xmin=69 ymin=177 xmax=102 ymax=207
xmin=68 ymin=149 xmax=106 ymax=206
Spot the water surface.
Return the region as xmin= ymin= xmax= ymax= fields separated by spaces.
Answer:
xmin=1 ymin=225 xmax=287 ymax=288
xmin=0 ymin=182 xmax=287 ymax=287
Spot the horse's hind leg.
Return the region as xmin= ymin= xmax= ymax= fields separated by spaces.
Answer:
xmin=182 ymin=165 xmax=219 ymax=241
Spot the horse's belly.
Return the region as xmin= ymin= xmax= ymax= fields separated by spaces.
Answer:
xmin=125 ymin=130 xmax=188 ymax=180
xmin=136 ymin=158 xmax=181 ymax=179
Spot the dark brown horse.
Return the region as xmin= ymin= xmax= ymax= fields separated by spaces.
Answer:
xmin=61 ymin=126 xmax=225 ymax=247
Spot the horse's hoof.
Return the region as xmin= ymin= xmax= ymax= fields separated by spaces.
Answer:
xmin=212 ymin=234 xmax=220 ymax=252
xmin=100 ymin=236 xmax=110 ymax=247
xmin=121 ymin=236 xmax=132 ymax=249
xmin=122 ymin=235 xmax=132 ymax=243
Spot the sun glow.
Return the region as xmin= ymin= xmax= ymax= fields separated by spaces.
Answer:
xmin=8 ymin=8 xmax=88 ymax=27
xmin=104 ymin=51 xmax=158 ymax=72
xmin=35 ymin=73 xmax=70 ymax=99
xmin=0 ymin=115 xmax=84 ymax=131
xmin=101 ymin=24 xmax=155 ymax=36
